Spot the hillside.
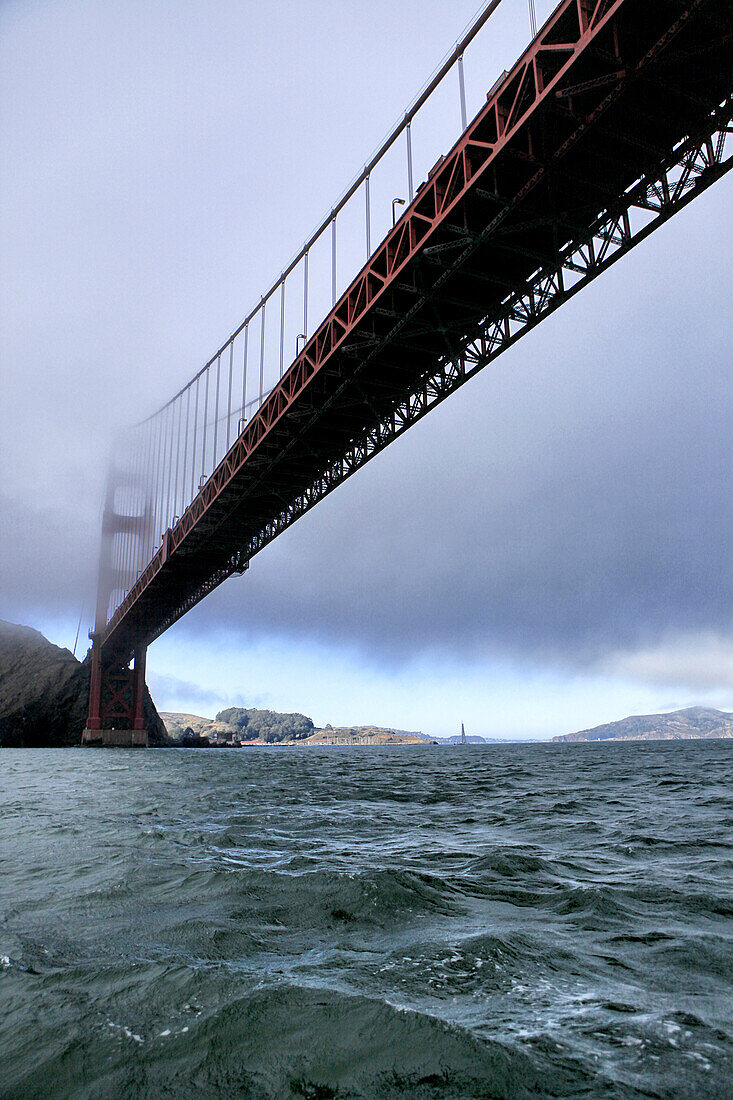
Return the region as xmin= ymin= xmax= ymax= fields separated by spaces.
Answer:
xmin=303 ymin=726 xmax=432 ymax=746
xmin=218 ymin=706 xmax=314 ymax=743
xmin=0 ymin=620 xmax=168 ymax=746
xmin=160 ymin=712 xmax=239 ymax=741
xmin=161 ymin=712 xmax=432 ymax=746
xmin=553 ymin=706 xmax=733 ymax=743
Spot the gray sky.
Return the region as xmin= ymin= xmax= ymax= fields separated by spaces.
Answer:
xmin=2 ymin=0 xmax=731 ymax=737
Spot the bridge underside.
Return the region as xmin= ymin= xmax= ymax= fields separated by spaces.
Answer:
xmin=99 ymin=0 xmax=732 ymax=669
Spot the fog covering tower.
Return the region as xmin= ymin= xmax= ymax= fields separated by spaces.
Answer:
xmin=82 ymin=450 xmax=151 ymax=746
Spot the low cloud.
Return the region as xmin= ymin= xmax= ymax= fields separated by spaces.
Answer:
xmin=146 ymin=674 xmax=226 ymax=712
xmin=146 ymin=672 xmax=275 ymax=714
xmin=600 ymin=634 xmax=733 ymax=695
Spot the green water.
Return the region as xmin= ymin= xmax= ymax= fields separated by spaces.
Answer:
xmin=2 ymin=741 xmax=732 ymax=1098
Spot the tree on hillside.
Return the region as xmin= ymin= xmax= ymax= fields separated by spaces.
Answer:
xmin=216 ymin=707 xmax=314 ymax=743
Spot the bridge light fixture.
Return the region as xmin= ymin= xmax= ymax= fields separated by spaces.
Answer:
xmin=238 ymin=416 xmax=247 ymax=434
xmin=296 ymin=333 xmax=306 ymax=355
xmin=392 ymin=197 xmax=406 ymax=225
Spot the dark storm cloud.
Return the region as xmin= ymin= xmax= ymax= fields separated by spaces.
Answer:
xmin=179 ymin=199 xmax=733 ymax=666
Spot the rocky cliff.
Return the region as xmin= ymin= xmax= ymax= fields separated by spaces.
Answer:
xmin=552 ymin=706 xmax=733 ymax=743
xmin=0 ymin=620 xmax=168 ymax=747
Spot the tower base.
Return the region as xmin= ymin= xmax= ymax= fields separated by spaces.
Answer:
xmin=81 ymin=728 xmax=148 ymax=747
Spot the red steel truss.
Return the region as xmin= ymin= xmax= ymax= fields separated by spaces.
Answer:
xmin=90 ymin=0 xmax=733 ymax=713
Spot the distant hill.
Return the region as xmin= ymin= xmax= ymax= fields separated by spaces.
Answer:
xmin=217 ymin=706 xmax=314 ymax=743
xmin=160 ymin=712 xmax=433 ymax=746
xmin=303 ymin=726 xmax=432 ymax=746
xmin=552 ymin=706 xmax=733 ymax=743
xmin=160 ymin=713 xmax=239 ymax=741
xmin=162 ymin=709 xmax=315 ymax=744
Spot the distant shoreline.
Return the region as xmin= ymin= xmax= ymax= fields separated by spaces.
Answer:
xmin=162 ymin=707 xmax=733 ymax=748
xmin=551 ymin=706 xmax=733 ymax=743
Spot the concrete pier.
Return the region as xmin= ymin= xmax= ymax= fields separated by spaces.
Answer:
xmin=81 ymin=728 xmax=148 ymax=747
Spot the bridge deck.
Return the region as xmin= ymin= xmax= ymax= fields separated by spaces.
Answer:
xmin=101 ymin=0 xmax=733 ymax=662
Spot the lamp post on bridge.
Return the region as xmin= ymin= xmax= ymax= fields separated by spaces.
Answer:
xmin=392 ymin=197 xmax=406 ymax=226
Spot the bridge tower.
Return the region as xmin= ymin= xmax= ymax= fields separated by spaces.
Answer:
xmin=82 ymin=466 xmax=151 ymax=746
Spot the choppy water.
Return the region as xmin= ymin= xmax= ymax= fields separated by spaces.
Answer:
xmin=1 ymin=742 xmax=732 ymax=1099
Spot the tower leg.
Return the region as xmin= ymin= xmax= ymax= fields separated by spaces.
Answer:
xmin=81 ymin=643 xmax=148 ymax=747
xmin=132 ymin=646 xmax=148 ymax=742
xmin=81 ymin=641 xmax=104 ymax=744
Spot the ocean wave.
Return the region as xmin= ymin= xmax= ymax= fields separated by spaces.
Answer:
xmin=3 ymin=741 xmax=732 ymax=1098
xmin=1 ymin=983 xmax=638 ymax=1099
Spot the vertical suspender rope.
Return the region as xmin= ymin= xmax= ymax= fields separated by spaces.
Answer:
xmin=201 ymin=365 xmax=210 ymax=483
xmin=73 ymin=600 xmax=85 ymax=657
xmin=135 ymin=0 xmax=510 ymax=443
xmin=153 ymin=410 xmax=164 ymax=551
xmin=212 ymin=355 xmax=221 ymax=472
xmin=259 ymin=299 xmax=266 ymax=405
xmin=126 ymin=435 xmax=137 ymax=588
xmin=406 ymin=122 xmax=414 ymax=201
xmin=182 ymin=385 xmax=191 ymax=516
xmin=145 ymin=419 xmax=154 ymax=571
xmin=241 ymin=323 xmax=249 ymax=421
xmin=121 ymin=0 xmax=514 ymax=576
xmin=125 ymin=437 xmax=134 ymax=587
xmin=365 ymin=175 xmax=371 ymax=257
xmin=279 ymin=280 xmax=286 ymax=378
xmin=158 ymin=407 xmax=168 ymax=540
xmin=191 ymin=377 xmax=199 ymax=501
xmin=162 ymin=406 xmax=171 ymax=539
xmin=458 ymin=54 xmax=468 ymax=130
xmin=149 ymin=413 xmax=158 ymax=551
xmin=173 ymin=395 xmax=182 ymax=520
xmin=165 ymin=400 xmax=176 ymax=532
xmin=227 ymin=342 xmax=234 ymax=450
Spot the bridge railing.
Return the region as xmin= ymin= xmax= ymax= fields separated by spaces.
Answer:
xmin=104 ymin=0 xmax=557 ymax=622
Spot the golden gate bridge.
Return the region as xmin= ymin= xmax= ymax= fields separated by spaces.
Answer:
xmin=82 ymin=0 xmax=733 ymax=745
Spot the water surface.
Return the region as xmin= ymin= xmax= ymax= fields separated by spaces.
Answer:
xmin=2 ymin=741 xmax=732 ymax=1098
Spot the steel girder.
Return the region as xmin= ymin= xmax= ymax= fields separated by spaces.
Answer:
xmin=198 ymin=104 xmax=733 ymax=585
xmin=99 ymin=0 xmax=733 ymax=663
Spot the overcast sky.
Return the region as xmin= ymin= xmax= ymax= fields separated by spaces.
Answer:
xmin=1 ymin=0 xmax=731 ymax=738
